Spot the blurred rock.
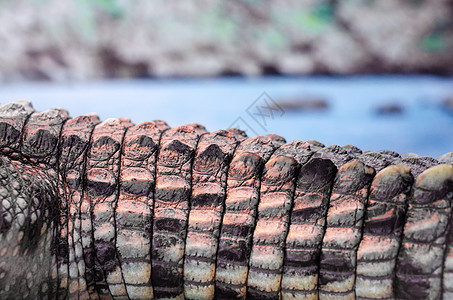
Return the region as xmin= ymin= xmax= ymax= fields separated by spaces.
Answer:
xmin=375 ymin=103 xmax=404 ymax=115
xmin=443 ymin=97 xmax=453 ymax=112
xmin=274 ymin=97 xmax=329 ymax=112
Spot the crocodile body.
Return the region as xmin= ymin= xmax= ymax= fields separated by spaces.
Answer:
xmin=0 ymin=101 xmax=452 ymax=300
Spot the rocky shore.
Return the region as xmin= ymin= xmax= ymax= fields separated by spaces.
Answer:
xmin=0 ymin=0 xmax=452 ymax=81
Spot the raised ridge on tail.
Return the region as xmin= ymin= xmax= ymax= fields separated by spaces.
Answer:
xmin=0 ymin=100 xmax=452 ymax=299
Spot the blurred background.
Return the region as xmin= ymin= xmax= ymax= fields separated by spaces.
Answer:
xmin=0 ymin=0 xmax=452 ymax=156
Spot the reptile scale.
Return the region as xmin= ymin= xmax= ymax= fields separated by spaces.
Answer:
xmin=0 ymin=100 xmax=452 ymax=299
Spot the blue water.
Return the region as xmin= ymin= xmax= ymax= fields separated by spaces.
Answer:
xmin=1 ymin=76 xmax=452 ymax=157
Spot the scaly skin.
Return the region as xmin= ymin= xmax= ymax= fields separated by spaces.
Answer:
xmin=0 ymin=100 xmax=453 ymax=300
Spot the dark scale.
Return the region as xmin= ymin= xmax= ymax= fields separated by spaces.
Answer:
xmin=84 ymin=118 xmax=133 ymax=299
xmin=116 ymin=120 xmax=169 ymax=299
xmin=59 ymin=114 xmax=101 ymax=299
xmin=311 ymin=144 xmax=355 ymax=169
xmin=183 ymin=129 xmax=246 ymax=299
xmin=318 ymin=160 xmax=375 ymax=299
xmin=356 ymin=152 xmax=398 ymax=172
xmin=246 ymin=142 xmax=303 ymax=299
xmin=395 ymin=165 xmax=453 ymax=299
xmin=0 ymin=101 xmax=35 ymax=157
xmin=215 ymin=134 xmax=285 ymax=299
xmin=394 ymin=156 xmax=439 ymax=178
xmin=281 ymin=158 xmax=337 ymax=299
xmin=356 ymin=165 xmax=413 ymax=298
xmin=152 ymin=124 xmax=207 ymax=299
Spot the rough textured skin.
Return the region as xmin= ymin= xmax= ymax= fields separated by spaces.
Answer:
xmin=183 ymin=129 xmax=246 ymax=299
xmin=0 ymin=101 xmax=453 ymax=300
xmin=117 ymin=120 xmax=170 ymax=299
xmin=152 ymin=123 xmax=207 ymax=299
xmin=59 ymin=113 xmax=101 ymax=299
